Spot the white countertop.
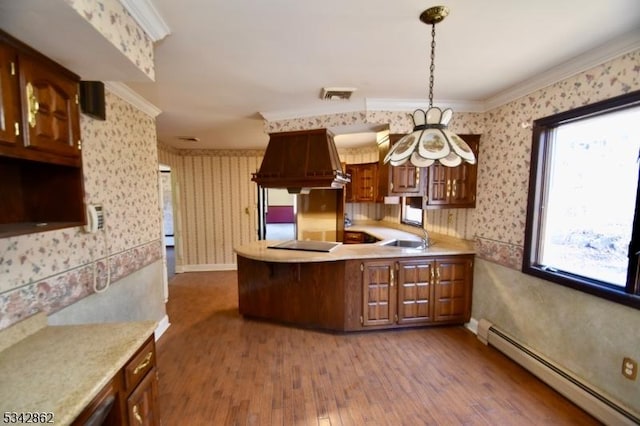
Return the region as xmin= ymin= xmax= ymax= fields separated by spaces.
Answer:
xmin=0 ymin=319 xmax=156 ymax=425
xmin=235 ymin=224 xmax=475 ymax=263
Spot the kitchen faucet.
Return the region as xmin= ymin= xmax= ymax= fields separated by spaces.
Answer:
xmin=418 ymin=225 xmax=430 ymax=249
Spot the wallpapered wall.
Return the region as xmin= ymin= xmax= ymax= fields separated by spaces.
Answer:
xmin=158 ymin=137 xmax=482 ymax=270
xmin=472 ymin=50 xmax=640 ymax=412
xmin=158 ymin=49 xmax=639 ymax=411
xmin=0 ymin=91 xmax=165 ymax=330
xmin=159 ymin=106 xmax=486 ymax=269
xmin=64 ymin=0 xmax=155 ymax=80
xmin=158 ymin=147 xmax=263 ymax=270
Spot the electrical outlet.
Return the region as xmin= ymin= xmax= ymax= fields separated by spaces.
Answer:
xmin=622 ymin=357 xmax=637 ymax=380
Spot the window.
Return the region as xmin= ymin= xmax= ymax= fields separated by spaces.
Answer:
xmin=401 ymin=197 xmax=423 ymax=226
xmin=523 ymin=90 xmax=640 ymax=309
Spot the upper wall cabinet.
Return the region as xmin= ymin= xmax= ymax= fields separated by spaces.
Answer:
xmin=424 ymin=134 xmax=480 ymax=209
xmin=0 ymin=30 xmax=85 ymax=238
xmin=19 ymin=53 xmax=81 ymax=161
xmin=345 ymin=162 xmax=380 ymax=203
xmin=0 ymin=42 xmax=20 ymax=146
xmin=348 ymin=133 xmax=480 ymax=208
xmin=386 ymin=134 xmax=425 ymax=197
xmin=0 ymin=30 xmax=81 ymax=167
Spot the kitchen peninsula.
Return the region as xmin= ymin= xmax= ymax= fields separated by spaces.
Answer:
xmin=235 ymin=225 xmax=475 ymax=332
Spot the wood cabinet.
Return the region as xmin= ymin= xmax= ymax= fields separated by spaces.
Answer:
xmin=378 ymin=133 xmax=479 ymax=208
xmin=0 ymin=42 xmax=20 ymax=147
xmin=236 ymin=253 xmax=473 ymax=332
xmin=388 ymin=163 xmax=423 ymax=196
xmin=386 ymin=134 xmax=425 ymax=197
xmin=348 ymin=134 xmax=478 ymax=207
xmin=396 ymin=259 xmax=434 ymax=325
xmin=123 ymin=338 xmax=159 ymax=426
xmin=361 ymin=255 xmax=473 ymax=329
xmin=345 ymin=162 xmax=379 ymax=202
xmin=72 ymin=336 xmax=160 ymax=426
xmin=424 ymin=134 xmax=480 ymax=208
xmin=18 ymin=52 xmax=81 ymax=160
xmin=0 ymin=30 xmax=85 ymax=238
xmin=361 ymin=260 xmax=395 ymax=326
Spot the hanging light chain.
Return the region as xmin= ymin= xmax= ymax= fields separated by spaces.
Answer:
xmin=428 ymin=23 xmax=436 ymax=108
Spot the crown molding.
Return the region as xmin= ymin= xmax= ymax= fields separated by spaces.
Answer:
xmin=365 ymin=98 xmax=486 ymax=113
xmin=120 ymin=0 xmax=171 ymax=42
xmin=484 ymin=29 xmax=640 ymax=111
xmin=104 ymin=82 xmax=162 ymax=117
xmin=260 ymin=97 xmax=486 ymax=122
xmin=260 ymin=100 xmax=366 ymax=121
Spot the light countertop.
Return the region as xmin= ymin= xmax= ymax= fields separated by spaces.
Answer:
xmin=0 ymin=318 xmax=156 ymax=425
xmin=235 ymin=224 xmax=475 ymax=263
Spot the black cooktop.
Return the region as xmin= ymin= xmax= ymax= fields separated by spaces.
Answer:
xmin=267 ymin=240 xmax=341 ymax=252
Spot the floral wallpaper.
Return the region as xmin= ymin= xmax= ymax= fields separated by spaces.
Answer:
xmin=0 ymin=92 xmax=162 ymax=330
xmin=474 ymin=50 xmax=640 ymax=269
xmin=264 ymin=110 xmax=485 ymax=136
xmin=64 ymin=0 xmax=155 ymax=80
xmin=262 ymin=51 xmax=640 ymax=271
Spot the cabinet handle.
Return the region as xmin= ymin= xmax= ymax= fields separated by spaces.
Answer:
xmin=14 ymin=122 xmax=19 ymax=136
xmin=133 ymin=352 xmax=153 ymax=375
xmin=430 ymin=268 xmax=435 ymax=284
xmin=446 ymin=179 xmax=451 ymax=198
xmin=390 ymin=268 xmax=394 ymax=287
xmin=133 ymin=404 xmax=143 ymax=424
xmin=452 ymin=179 xmax=457 ymax=198
xmin=436 ymin=267 xmax=440 ymax=284
xmin=26 ymin=82 xmax=39 ymax=128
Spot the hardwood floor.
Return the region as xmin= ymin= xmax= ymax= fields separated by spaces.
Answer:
xmin=156 ymin=271 xmax=600 ymax=425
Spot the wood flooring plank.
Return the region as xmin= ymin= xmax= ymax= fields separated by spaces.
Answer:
xmin=156 ymin=271 xmax=601 ymax=426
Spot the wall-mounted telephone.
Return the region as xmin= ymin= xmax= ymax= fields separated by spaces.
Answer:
xmin=85 ymin=204 xmax=105 ymax=233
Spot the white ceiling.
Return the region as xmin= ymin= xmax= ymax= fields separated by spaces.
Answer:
xmin=4 ymin=1 xmax=640 ymax=150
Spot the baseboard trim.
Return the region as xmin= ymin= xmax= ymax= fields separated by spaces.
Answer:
xmin=465 ymin=317 xmax=479 ymax=335
xmin=178 ymin=263 xmax=237 ymax=273
xmin=475 ymin=317 xmax=640 ymax=425
xmin=154 ymin=314 xmax=170 ymax=340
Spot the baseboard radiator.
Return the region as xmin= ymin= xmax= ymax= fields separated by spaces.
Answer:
xmin=476 ymin=319 xmax=640 ymax=425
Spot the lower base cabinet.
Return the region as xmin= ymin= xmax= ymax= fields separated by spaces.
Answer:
xmin=237 ymin=254 xmax=473 ymax=332
xmin=72 ymin=335 xmax=159 ymax=426
xmin=361 ymin=255 xmax=473 ymax=329
xmin=127 ymin=368 xmax=159 ymax=426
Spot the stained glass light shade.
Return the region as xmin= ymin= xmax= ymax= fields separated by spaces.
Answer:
xmin=384 ymin=107 xmax=476 ymax=167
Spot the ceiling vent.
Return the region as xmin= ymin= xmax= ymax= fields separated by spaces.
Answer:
xmin=320 ymin=87 xmax=356 ymax=101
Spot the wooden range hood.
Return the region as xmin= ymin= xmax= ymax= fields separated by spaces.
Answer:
xmin=252 ymin=129 xmax=350 ymax=194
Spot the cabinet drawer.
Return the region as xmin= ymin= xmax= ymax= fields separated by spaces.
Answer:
xmin=127 ymin=367 xmax=159 ymax=426
xmin=124 ymin=337 xmax=156 ymax=393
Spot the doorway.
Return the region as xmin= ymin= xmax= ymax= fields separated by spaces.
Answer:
xmin=159 ymin=165 xmax=176 ymax=281
xmin=257 ymin=187 xmax=296 ymax=240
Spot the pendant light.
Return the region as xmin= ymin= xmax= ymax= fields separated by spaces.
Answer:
xmin=384 ymin=6 xmax=476 ymax=168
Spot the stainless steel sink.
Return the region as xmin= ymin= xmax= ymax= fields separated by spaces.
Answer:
xmin=382 ymin=239 xmax=427 ymax=249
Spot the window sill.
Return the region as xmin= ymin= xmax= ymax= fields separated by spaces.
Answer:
xmin=523 ymin=265 xmax=640 ymax=310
